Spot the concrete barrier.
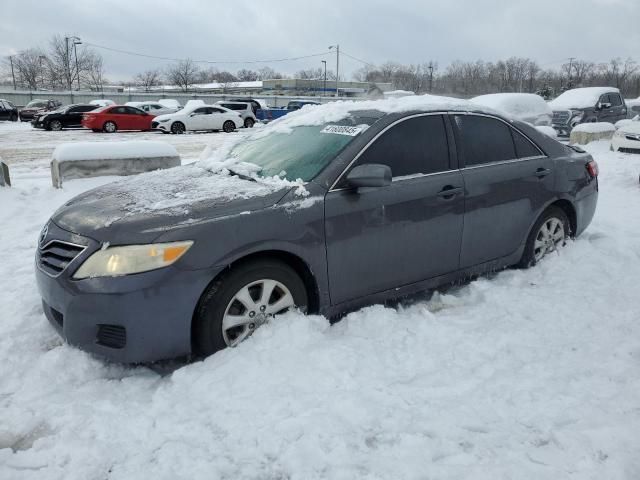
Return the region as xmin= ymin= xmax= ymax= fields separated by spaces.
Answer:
xmin=570 ymin=122 xmax=615 ymax=145
xmin=51 ymin=141 xmax=180 ymax=188
xmin=0 ymin=158 xmax=10 ymax=187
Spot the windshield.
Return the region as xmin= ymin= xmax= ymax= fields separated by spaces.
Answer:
xmin=26 ymin=101 xmax=47 ymax=108
xmin=228 ymin=114 xmax=380 ymax=182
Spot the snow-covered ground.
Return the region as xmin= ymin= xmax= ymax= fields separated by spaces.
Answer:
xmin=1 ymin=121 xmax=640 ymax=479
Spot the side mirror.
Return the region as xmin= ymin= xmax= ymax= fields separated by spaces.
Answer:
xmin=597 ymin=102 xmax=611 ymax=110
xmin=346 ymin=164 xmax=392 ymax=189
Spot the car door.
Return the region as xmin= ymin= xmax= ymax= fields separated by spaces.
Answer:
xmin=210 ymin=107 xmax=230 ymax=129
xmin=453 ymin=114 xmax=554 ymax=268
xmin=608 ymin=93 xmax=626 ymax=122
xmin=324 ymin=114 xmax=465 ymax=305
xmin=124 ymin=107 xmax=148 ymax=130
xmin=64 ymin=106 xmax=87 ymax=127
xmin=597 ymin=94 xmax=618 ymax=123
xmin=186 ymin=107 xmax=210 ymax=130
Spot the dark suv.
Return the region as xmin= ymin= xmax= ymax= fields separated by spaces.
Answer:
xmin=0 ymin=99 xmax=18 ymax=121
xmin=19 ymin=99 xmax=63 ymax=122
xmin=35 ymin=101 xmax=599 ymax=363
xmin=549 ymin=87 xmax=627 ymax=136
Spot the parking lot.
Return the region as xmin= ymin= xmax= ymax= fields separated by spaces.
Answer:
xmin=1 ymin=117 xmax=640 ymax=478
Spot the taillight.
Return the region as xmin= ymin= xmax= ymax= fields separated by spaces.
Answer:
xmin=586 ymin=160 xmax=599 ymax=178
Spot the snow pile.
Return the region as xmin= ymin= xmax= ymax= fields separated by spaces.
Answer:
xmin=383 ymin=90 xmax=416 ymax=98
xmin=471 ymin=93 xmax=551 ymax=119
xmin=535 ymin=125 xmax=558 ymax=139
xmin=571 ymin=122 xmax=615 ymax=134
xmin=52 ymin=141 xmax=179 ymax=161
xmin=182 ymin=99 xmax=206 ymax=110
xmin=548 ymin=87 xmax=618 ymax=110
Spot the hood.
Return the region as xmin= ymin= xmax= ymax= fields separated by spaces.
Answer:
xmin=619 ymin=121 xmax=640 ymax=135
xmin=52 ymin=164 xmax=293 ymax=243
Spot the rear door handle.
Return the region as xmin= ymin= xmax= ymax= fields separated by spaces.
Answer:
xmin=535 ymin=168 xmax=551 ymax=178
xmin=437 ymin=186 xmax=463 ymax=200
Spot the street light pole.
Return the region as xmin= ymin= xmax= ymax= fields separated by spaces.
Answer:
xmin=73 ymin=38 xmax=82 ymax=90
xmin=64 ymin=36 xmax=71 ymax=91
xmin=329 ymin=44 xmax=339 ymax=97
xmin=321 ymin=60 xmax=327 ymax=98
xmin=8 ymin=56 xmax=16 ymax=90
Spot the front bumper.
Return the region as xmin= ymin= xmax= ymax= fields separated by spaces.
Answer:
xmin=35 ymin=221 xmax=222 ymax=363
xmin=552 ymin=124 xmax=571 ymax=137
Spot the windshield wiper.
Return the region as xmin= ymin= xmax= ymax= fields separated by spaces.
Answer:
xmin=227 ymin=168 xmax=257 ymax=182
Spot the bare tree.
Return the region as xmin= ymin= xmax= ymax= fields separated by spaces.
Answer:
xmin=166 ymin=59 xmax=200 ymax=92
xmin=236 ymin=69 xmax=259 ymax=81
xmin=85 ymin=53 xmax=107 ymax=91
xmin=135 ymin=69 xmax=162 ymax=91
xmin=11 ymin=49 xmax=47 ymax=90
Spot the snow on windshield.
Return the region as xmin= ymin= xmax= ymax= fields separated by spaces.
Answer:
xmin=548 ymin=87 xmax=618 ymax=110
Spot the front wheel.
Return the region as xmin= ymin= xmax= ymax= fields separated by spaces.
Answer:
xmin=223 ymin=120 xmax=236 ymax=133
xmin=518 ymin=206 xmax=569 ymax=268
xmin=171 ymin=121 xmax=185 ymax=134
xmin=193 ymin=259 xmax=308 ymax=357
xmin=49 ymin=120 xmax=63 ymax=131
xmin=103 ymin=121 xmax=117 ymax=133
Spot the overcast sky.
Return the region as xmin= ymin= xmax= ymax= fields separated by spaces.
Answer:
xmin=1 ymin=0 xmax=639 ymax=82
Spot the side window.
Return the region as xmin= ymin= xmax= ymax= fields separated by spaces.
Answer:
xmin=455 ymin=115 xmax=516 ymax=166
xmin=192 ymin=107 xmax=208 ymax=115
xmin=354 ymin=115 xmax=450 ymax=178
xmin=111 ymin=107 xmax=127 ymax=114
xmin=609 ymin=94 xmax=622 ymax=107
xmin=211 ymin=108 xmax=226 ymax=114
xmin=599 ymin=94 xmax=610 ymax=106
xmin=0 ymin=101 xmax=6 ymax=109
xmin=79 ymin=105 xmax=96 ymax=112
xmin=511 ymin=129 xmax=542 ymax=158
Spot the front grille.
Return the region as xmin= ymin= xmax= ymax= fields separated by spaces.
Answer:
xmin=96 ymin=325 xmax=127 ymax=349
xmin=619 ymin=147 xmax=640 ymax=154
xmin=38 ymin=240 xmax=85 ymax=276
xmin=552 ymin=110 xmax=571 ymax=125
xmin=151 ymin=121 xmax=159 ymax=128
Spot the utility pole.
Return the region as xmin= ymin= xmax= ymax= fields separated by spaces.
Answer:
xmin=329 ymin=44 xmax=339 ymax=97
xmin=64 ymin=36 xmax=71 ymax=91
xmin=8 ymin=56 xmax=16 ymax=90
xmin=567 ymin=57 xmax=575 ymax=89
xmin=72 ymin=37 xmax=82 ymax=90
xmin=321 ymin=60 xmax=327 ymax=98
xmin=428 ymin=62 xmax=434 ymax=92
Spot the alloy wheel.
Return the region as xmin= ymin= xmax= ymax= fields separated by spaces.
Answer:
xmin=222 ymin=279 xmax=295 ymax=347
xmin=533 ymin=216 xmax=565 ymax=262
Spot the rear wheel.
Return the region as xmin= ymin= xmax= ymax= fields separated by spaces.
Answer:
xmin=103 ymin=121 xmax=117 ymax=133
xmin=223 ymin=120 xmax=236 ymax=133
xmin=518 ymin=206 xmax=569 ymax=268
xmin=244 ymin=118 xmax=255 ymax=128
xmin=171 ymin=121 xmax=185 ymax=134
xmin=193 ymin=259 xmax=308 ymax=357
xmin=49 ymin=120 xmax=63 ymax=131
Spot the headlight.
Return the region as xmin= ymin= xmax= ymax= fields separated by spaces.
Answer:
xmin=570 ymin=110 xmax=584 ymax=121
xmin=73 ymin=241 xmax=193 ymax=279
xmin=159 ymin=118 xmax=170 ymax=123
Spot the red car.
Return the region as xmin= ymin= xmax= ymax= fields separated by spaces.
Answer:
xmin=82 ymin=105 xmax=155 ymax=133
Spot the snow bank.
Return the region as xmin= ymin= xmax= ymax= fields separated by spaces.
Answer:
xmin=2 ymin=137 xmax=640 ymax=478
xmin=52 ymin=141 xmax=178 ymax=162
xmin=383 ymin=90 xmax=416 ymax=97
xmin=548 ymin=87 xmax=618 ymax=110
xmin=571 ymin=122 xmax=615 ymax=134
xmin=535 ymin=125 xmax=558 ymax=139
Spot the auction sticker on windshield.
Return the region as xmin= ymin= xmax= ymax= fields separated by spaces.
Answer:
xmin=321 ymin=125 xmax=365 ymax=136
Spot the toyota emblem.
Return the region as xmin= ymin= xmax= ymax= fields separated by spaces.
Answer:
xmin=39 ymin=223 xmax=49 ymax=247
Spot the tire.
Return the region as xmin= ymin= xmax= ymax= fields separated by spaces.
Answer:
xmin=49 ymin=120 xmax=63 ymax=131
xmin=244 ymin=118 xmax=255 ymax=128
xmin=193 ymin=259 xmax=308 ymax=357
xmin=223 ymin=120 xmax=236 ymax=133
xmin=171 ymin=121 xmax=185 ymax=134
xmin=518 ymin=206 xmax=570 ymax=268
xmin=10 ymin=113 xmax=17 ymax=122
xmin=103 ymin=121 xmax=117 ymax=133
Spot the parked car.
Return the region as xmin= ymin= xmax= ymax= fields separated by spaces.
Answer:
xmin=471 ymin=93 xmax=552 ymax=126
xmin=128 ymin=101 xmax=178 ymax=116
xmin=152 ymin=104 xmax=243 ymax=134
xmin=0 ymin=99 xmax=18 ymax=121
xmin=81 ymin=105 xmax=155 ymax=133
xmin=35 ymin=98 xmax=599 ymax=363
xmin=611 ymin=117 xmax=640 ymax=154
xmin=158 ymin=99 xmax=182 ymax=111
xmin=216 ymin=101 xmax=257 ymax=127
xmin=89 ymin=99 xmax=115 ymax=107
xmin=256 ymin=100 xmax=321 ymax=123
xmin=19 ymin=99 xmax=62 ymax=122
xmin=286 ymin=100 xmax=320 ymax=111
xmin=228 ymin=98 xmax=264 ymax=115
xmin=625 ymin=98 xmax=640 ymax=119
xmin=549 ymin=87 xmax=627 ymax=136
xmin=32 ymin=104 xmax=99 ymax=130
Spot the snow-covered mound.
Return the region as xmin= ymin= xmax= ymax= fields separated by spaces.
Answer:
xmin=548 ymin=87 xmax=619 ymax=110
xmin=52 ymin=141 xmax=178 ymax=162
xmin=571 ymin=122 xmax=615 ymax=134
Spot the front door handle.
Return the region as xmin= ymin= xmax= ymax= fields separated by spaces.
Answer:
xmin=437 ymin=186 xmax=463 ymax=200
xmin=535 ymin=168 xmax=551 ymax=178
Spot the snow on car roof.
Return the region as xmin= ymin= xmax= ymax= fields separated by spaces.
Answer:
xmin=548 ymin=87 xmax=620 ymax=110
xmin=264 ymin=94 xmax=499 ymax=133
xmin=471 ymin=93 xmax=551 ymax=117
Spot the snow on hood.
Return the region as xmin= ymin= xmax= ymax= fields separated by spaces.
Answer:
xmin=548 ymin=87 xmax=619 ymax=110
xmin=617 ymin=119 xmax=640 ymax=135
xmin=471 ymin=93 xmax=551 ymax=118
